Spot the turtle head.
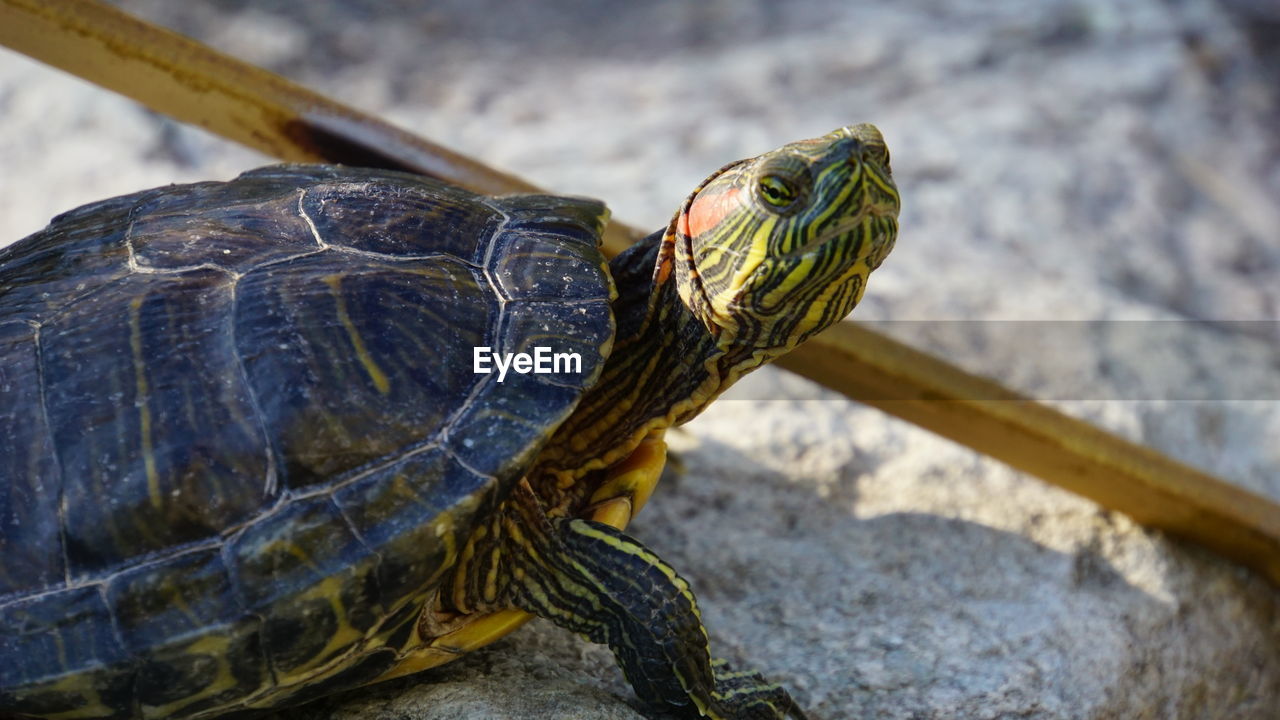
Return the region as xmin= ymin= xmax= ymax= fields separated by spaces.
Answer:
xmin=669 ymin=124 xmax=899 ymax=359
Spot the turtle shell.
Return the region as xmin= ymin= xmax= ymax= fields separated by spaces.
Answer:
xmin=0 ymin=166 xmax=614 ymax=718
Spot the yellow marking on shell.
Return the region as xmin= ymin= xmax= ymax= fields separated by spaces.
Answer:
xmin=150 ymin=511 xmax=471 ymax=714
xmin=320 ymin=582 xmax=366 ymax=665
xmin=163 ymin=584 xmax=203 ymax=631
xmin=237 ymin=599 xmax=437 ymax=711
xmin=129 ymin=296 xmax=163 ymax=510
xmin=18 ymin=674 xmax=114 ymax=720
xmin=281 ymin=540 xmax=323 ymax=575
xmin=141 ymin=634 xmax=240 ymax=719
xmin=272 ymin=574 xmax=367 ymax=687
xmin=48 ymin=627 xmax=70 ymax=681
xmin=324 ymin=274 xmax=391 ymax=395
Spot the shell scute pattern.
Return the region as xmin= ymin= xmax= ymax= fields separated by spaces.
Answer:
xmin=231 ymin=249 xmax=494 ymax=490
xmin=228 ymin=494 xmax=381 ymax=681
xmin=330 ymin=448 xmax=489 ymax=605
xmin=0 ymin=165 xmax=615 ymax=718
xmin=0 ymin=190 xmax=135 ymax=326
xmin=0 ymin=585 xmax=135 ymax=718
xmin=106 ymin=547 xmax=266 ymax=715
xmin=300 ymin=179 xmax=502 ymax=260
xmin=485 ymin=193 xmax=611 ymax=304
xmin=128 ymin=180 xmax=318 ymax=273
xmin=45 ymin=268 xmax=269 ymax=580
xmin=0 ymin=321 xmax=62 ymax=595
xmin=107 ymin=547 xmax=241 ymax=658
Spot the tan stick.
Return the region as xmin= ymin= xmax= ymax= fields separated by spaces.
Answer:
xmin=3 ymin=0 xmax=1278 ymax=586
xmin=0 ymin=0 xmax=641 ymax=252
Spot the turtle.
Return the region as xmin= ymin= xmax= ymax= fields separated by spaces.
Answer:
xmin=0 ymin=124 xmax=899 ymax=720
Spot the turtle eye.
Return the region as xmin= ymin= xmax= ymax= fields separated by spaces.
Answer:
xmin=757 ymin=174 xmax=800 ymax=210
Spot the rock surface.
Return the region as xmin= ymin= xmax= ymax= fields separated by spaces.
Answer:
xmin=1 ymin=1 xmax=1278 ymax=718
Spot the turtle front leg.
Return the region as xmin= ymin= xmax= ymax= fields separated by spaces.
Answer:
xmin=503 ymin=482 xmax=808 ymax=720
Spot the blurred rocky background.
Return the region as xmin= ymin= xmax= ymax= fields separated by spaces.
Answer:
xmin=2 ymin=1 xmax=1278 ymax=718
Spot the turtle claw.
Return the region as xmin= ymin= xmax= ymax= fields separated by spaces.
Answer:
xmin=699 ymin=657 xmax=809 ymax=720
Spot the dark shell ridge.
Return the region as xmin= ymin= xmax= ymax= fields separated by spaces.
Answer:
xmin=0 ymin=165 xmax=614 ymax=713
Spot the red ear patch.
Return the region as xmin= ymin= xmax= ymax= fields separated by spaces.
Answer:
xmin=678 ymin=187 xmax=742 ymax=239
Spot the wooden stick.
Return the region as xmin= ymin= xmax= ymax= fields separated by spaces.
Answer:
xmin=4 ymin=0 xmax=1278 ymax=585
xmin=0 ymin=0 xmax=648 ymax=250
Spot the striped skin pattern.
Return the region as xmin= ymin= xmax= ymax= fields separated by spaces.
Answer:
xmin=500 ymin=483 xmax=806 ymax=719
xmin=534 ymin=124 xmax=899 ymax=489
xmin=674 ymin=124 xmax=898 ymax=361
xmin=453 ymin=126 xmax=897 ymax=719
